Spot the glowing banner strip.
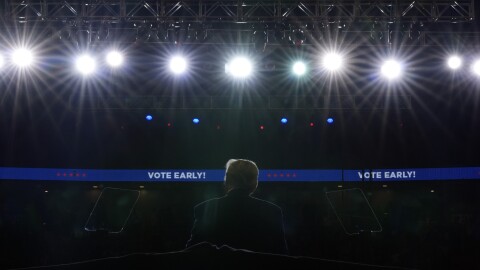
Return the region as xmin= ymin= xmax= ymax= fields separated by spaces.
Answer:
xmin=0 ymin=167 xmax=479 ymax=182
xmin=344 ymin=167 xmax=480 ymax=181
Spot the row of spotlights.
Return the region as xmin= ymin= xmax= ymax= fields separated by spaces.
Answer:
xmin=0 ymin=50 xmax=346 ymax=77
xmin=447 ymin=55 xmax=480 ymax=76
xmin=76 ymin=52 xmax=189 ymax=75
xmin=76 ymin=51 xmax=125 ymax=75
xmin=4 ymin=49 xmax=480 ymax=79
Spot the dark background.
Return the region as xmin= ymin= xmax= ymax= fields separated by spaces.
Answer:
xmin=1 ymin=180 xmax=479 ymax=269
xmin=1 ymin=42 xmax=480 ymax=269
xmin=1 ymin=44 xmax=480 ymax=169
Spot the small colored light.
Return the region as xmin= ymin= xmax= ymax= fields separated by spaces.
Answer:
xmin=281 ymin=118 xmax=288 ymax=124
xmin=146 ymin=115 xmax=153 ymax=121
xmin=309 ymin=122 xmax=314 ymax=127
xmin=193 ymin=118 xmax=200 ymax=124
xmin=327 ymin=117 xmax=334 ymax=124
xmin=260 ymin=125 xmax=265 ymax=130
xmin=167 ymin=123 xmax=172 ymax=127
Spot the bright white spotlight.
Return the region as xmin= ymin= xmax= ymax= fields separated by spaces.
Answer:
xmin=12 ymin=48 xmax=34 ymax=67
xmin=169 ymin=56 xmax=187 ymax=74
xmin=472 ymin=60 xmax=480 ymax=76
xmin=225 ymin=57 xmax=252 ymax=78
xmin=381 ymin=59 xmax=402 ymax=80
xmin=106 ymin=51 xmax=123 ymax=68
xmin=293 ymin=61 xmax=306 ymax=76
xmin=75 ymin=54 xmax=96 ymax=75
xmin=447 ymin=56 xmax=462 ymax=70
xmin=322 ymin=53 xmax=343 ymax=71
xmin=0 ymin=54 xmax=4 ymax=69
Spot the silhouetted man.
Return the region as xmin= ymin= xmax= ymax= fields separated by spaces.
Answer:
xmin=186 ymin=159 xmax=288 ymax=254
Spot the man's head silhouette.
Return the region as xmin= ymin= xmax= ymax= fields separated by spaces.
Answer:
xmin=224 ymin=159 xmax=259 ymax=194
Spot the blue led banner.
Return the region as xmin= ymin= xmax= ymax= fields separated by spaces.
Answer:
xmin=344 ymin=167 xmax=480 ymax=181
xmin=1 ymin=167 xmax=480 ymax=182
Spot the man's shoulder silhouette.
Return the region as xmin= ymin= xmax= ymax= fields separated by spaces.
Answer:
xmin=190 ymin=189 xmax=287 ymax=254
xmin=196 ymin=188 xmax=281 ymax=211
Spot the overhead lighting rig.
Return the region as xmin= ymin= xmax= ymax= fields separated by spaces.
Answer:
xmin=0 ymin=1 xmax=475 ymax=47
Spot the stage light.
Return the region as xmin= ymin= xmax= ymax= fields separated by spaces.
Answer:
xmin=106 ymin=51 xmax=124 ymax=67
xmin=75 ymin=54 xmax=96 ymax=75
xmin=169 ymin=56 xmax=187 ymax=74
xmin=447 ymin=56 xmax=462 ymax=70
xmin=322 ymin=53 xmax=343 ymax=71
xmin=381 ymin=59 xmax=402 ymax=80
xmin=192 ymin=118 xmax=200 ymax=124
xmin=280 ymin=118 xmax=288 ymax=124
xmin=145 ymin=115 xmax=153 ymax=121
xmin=225 ymin=57 xmax=252 ymax=78
xmin=259 ymin=125 xmax=265 ymax=130
xmin=0 ymin=54 xmax=4 ymax=68
xmin=292 ymin=61 xmax=306 ymax=76
xmin=327 ymin=117 xmax=334 ymax=124
xmin=12 ymin=48 xmax=34 ymax=67
xmin=309 ymin=122 xmax=314 ymax=127
xmin=471 ymin=60 xmax=480 ymax=76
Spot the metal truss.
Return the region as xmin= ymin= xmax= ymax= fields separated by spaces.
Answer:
xmin=3 ymin=1 xmax=475 ymax=24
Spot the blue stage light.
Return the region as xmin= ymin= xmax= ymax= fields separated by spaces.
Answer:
xmin=146 ymin=115 xmax=153 ymax=121
xmin=327 ymin=117 xmax=334 ymax=124
xmin=192 ymin=118 xmax=200 ymax=124
xmin=280 ymin=118 xmax=288 ymax=124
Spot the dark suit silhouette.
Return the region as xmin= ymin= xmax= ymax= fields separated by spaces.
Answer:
xmin=187 ymin=188 xmax=288 ymax=254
